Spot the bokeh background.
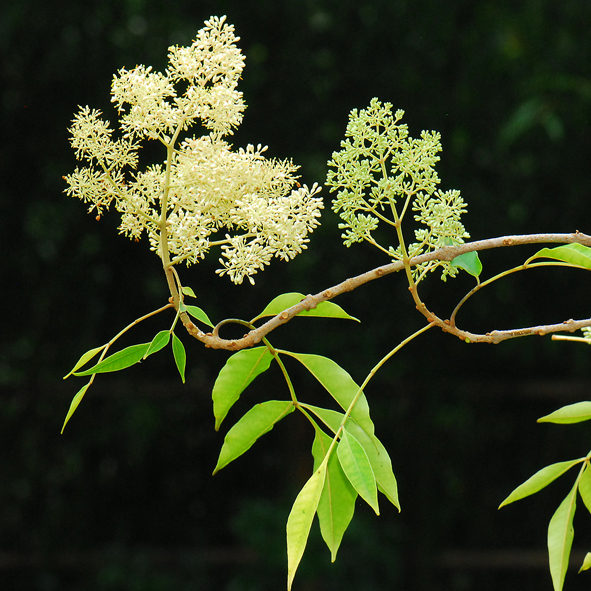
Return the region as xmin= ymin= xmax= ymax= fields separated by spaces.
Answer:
xmin=2 ymin=0 xmax=591 ymax=589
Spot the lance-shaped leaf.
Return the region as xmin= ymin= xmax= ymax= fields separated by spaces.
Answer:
xmin=73 ymin=343 xmax=150 ymax=376
xmin=185 ymin=304 xmax=214 ymax=328
xmin=451 ymin=251 xmax=482 ymax=278
xmin=578 ymin=464 xmax=591 ymax=514
xmin=213 ymin=400 xmax=294 ymax=473
xmin=548 ymin=483 xmax=577 ymax=591
xmin=302 ymin=403 xmax=400 ymax=510
xmin=337 ymin=427 xmax=379 ymax=514
xmin=526 ymin=243 xmax=591 ymax=269
xmin=64 ymin=345 xmax=106 ymax=378
xmin=181 ymin=286 xmax=197 ymax=298
xmin=284 ymin=352 xmax=374 ymax=437
xmin=212 ymin=347 xmax=274 ymax=430
xmin=144 ymin=330 xmax=170 ymax=358
xmin=251 ymin=292 xmax=359 ymax=323
xmin=499 ymin=458 xmax=584 ymax=508
xmin=287 ymin=459 xmax=327 ymax=591
xmin=61 ymin=381 xmax=91 ymax=433
xmin=312 ymin=426 xmax=357 ymax=561
xmin=579 ymin=552 xmax=591 ymax=574
xmin=538 ymin=402 xmax=591 ymax=425
xmin=172 ymin=333 xmax=186 ymax=383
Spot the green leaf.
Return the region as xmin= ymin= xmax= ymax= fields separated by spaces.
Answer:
xmin=302 ymin=403 xmax=400 ymax=510
xmin=286 ymin=459 xmax=327 ymax=591
xmin=337 ymin=427 xmax=379 ymax=514
xmin=548 ymin=483 xmax=577 ymax=591
xmin=251 ymin=292 xmax=359 ymax=323
xmin=451 ymin=251 xmax=482 ymax=277
xmin=185 ymin=304 xmax=214 ymax=328
xmin=73 ymin=343 xmax=150 ymax=376
xmin=63 ymin=345 xmax=105 ymax=378
xmin=182 ymin=286 xmax=197 ymax=298
xmin=527 ymin=243 xmax=591 ymax=269
xmin=144 ymin=330 xmax=171 ymax=358
xmin=311 ymin=427 xmax=357 ymax=561
xmin=579 ymin=552 xmax=591 ymax=574
xmin=172 ymin=333 xmax=186 ymax=383
xmin=284 ymin=352 xmax=374 ymax=437
xmin=213 ymin=400 xmax=294 ymax=473
xmin=578 ymin=465 xmax=591 ymax=514
xmin=499 ymin=459 xmax=584 ymax=508
xmin=212 ymin=347 xmax=275 ymax=430
xmin=538 ymin=402 xmax=591 ymax=424
xmin=61 ymin=381 xmax=91 ymax=433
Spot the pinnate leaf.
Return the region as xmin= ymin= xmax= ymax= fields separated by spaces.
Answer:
xmin=172 ymin=333 xmax=186 ymax=383
xmin=499 ymin=459 xmax=584 ymax=508
xmin=251 ymin=292 xmax=359 ymax=323
xmin=538 ymin=402 xmax=591 ymax=424
xmin=337 ymin=427 xmax=379 ymax=514
xmin=527 ymin=243 xmax=591 ymax=269
xmin=212 ymin=347 xmax=275 ymax=430
xmin=73 ymin=343 xmax=150 ymax=376
xmin=548 ymin=483 xmax=577 ymax=591
xmin=213 ymin=400 xmax=294 ymax=473
xmin=61 ymin=381 xmax=91 ymax=433
xmin=284 ymin=352 xmax=374 ymax=437
xmin=287 ymin=459 xmax=327 ymax=591
xmin=312 ymin=427 xmax=356 ymax=561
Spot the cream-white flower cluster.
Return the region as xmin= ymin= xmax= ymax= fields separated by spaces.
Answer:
xmin=65 ymin=16 xmax=323 ymax=284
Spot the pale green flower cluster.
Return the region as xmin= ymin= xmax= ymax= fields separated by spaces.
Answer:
xmin=326 ymin=98 xmax=468 ymax=282
xmin=65 ymin=16 xmax=323 ymax=285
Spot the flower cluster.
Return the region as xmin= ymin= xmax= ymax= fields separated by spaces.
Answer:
xmin=326 ymin=98 xmax=468 ymax=282
xmin=65 ymin=16 xmax=323 ymax=285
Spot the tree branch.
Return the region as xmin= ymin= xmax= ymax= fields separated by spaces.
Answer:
xmin=179 ymin=231 xmax=591 ymax=350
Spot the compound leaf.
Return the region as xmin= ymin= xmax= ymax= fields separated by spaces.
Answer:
xmin=73 ymin=343 xmax=150 ymax=376
xmin=172 ymin=332 xmax=186 ymax=383
xmin=312 ymin=426 xmax=357 ymax=561
xmin=213 ymin=400 xmax=294 ymax=473
xmin=499 ymin=459 xmax=584 ymax=508
xmin=212 ymin=347 xmax=274 ymax=430
xmin=284 ymin=352 xmax=374 ymax=437
xmin=287 ymin=459 xmax=327 ymax=591
xmin=337 ymin=427 xmax=379 ymax=514
xmin=548 ymin=483 xmax=577 ymax=591
xmin=538 ymin=402 xmax=591 ymax=424
xmin=527 ymin=243 xmax=591 ymax=269
xmin=251 ymin=292 xmax=359 ymax=323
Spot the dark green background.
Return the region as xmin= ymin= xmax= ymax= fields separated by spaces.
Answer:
xmin=2 ymin=0 xmax=591 ymax=589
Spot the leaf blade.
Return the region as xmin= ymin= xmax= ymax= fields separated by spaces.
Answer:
xmin=61 ymin=381 xmax=91 ymax=433
xmin=212 ymin=347 xmax=275 ymax=430
xmin=63 ymin=345 xmax=106 ymax=379
xmin=185 ymin=304 xmax=214 ymax=328
xmin=73 ymin=343 xmax=150 ymax=376
xmin=172 ymin=333 xmax=186 ymax=383
xmin=284 ymin=352 xmax=374 ymax=437
xmin=451 ymin=251 xmax=483 ymax=277
xmin=213 ymin=400 xmax=294 ymax=473
xmin=499 ymin=459 xmax=584 ymax=508
xmin=538 ymin=402 xmax=591 ymax=424
xmin=548 ymin=483 xmax=577 ymax=591
xmin=251 ymin=292 xmax=359 ymax=323
xmin=286 ymin=460 xmax=327 ymax=591
xmin=527 ymin=243 xmax=591 ymax=269
xmin=337 ymin=427 xmax=379 ymax=514
xmin=144 ymin=330 xmax=171 ymax=359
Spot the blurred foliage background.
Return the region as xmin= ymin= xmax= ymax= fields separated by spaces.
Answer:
xmin=2 ymin=0 xmax=591 ymax=589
